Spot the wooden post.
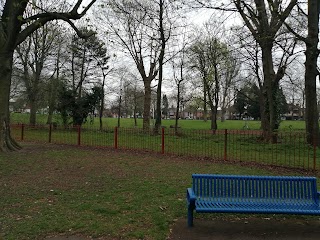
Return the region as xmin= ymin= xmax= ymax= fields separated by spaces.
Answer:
xmin=114 ymin=126 xmax=118 ymax=149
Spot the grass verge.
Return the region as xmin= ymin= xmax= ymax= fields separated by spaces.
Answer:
xmin=0 ymin=143 xmax=316 ymax=239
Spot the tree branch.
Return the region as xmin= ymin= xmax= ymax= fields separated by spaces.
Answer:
xmin=271 ymin=0 xmax=297 ymax=36
xmin=16 ymin=0 xmax=96 ymax=46
xmin=283 ymin=21 xmax=307 ymax=42
xmin=233 ymin=0 xmax=259 ymax=39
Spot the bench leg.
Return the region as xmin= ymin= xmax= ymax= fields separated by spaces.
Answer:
xmin=188 ymin=206 xmax=194 ymax=227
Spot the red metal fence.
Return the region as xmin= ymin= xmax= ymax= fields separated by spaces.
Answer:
xmin=10 ymin=124 xmax=319 ymax=172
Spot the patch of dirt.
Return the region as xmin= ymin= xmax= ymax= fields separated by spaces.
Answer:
xmin=168 ymin=216 xmax=320 ymax=240
xmin=44 ymin=235 xmax=94 ymax=240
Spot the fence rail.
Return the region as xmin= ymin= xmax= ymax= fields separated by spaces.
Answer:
xmin=10 ymin=124 xmax=319 ymax=172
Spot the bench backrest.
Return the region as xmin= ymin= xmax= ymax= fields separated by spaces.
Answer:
xmin=192 ymin=174 xmax=318 ymax=204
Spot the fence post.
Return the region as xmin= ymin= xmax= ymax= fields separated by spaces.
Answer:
xmin=21 ymin=124 xmax=24 ymax=141
xmin=224 ymin=129 xmax=228 ymax=161
xmin=77 ymin=125 xmax=81 ymax=146
xmin=49 ymin=124 xmax=52 ymax=143
xmin=161 ymin=127 xmax=165 ymax=154
xmin=114 ymin=126 xmax=118 ymax=149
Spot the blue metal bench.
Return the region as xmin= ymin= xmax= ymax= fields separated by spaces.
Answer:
xmin=187 ymin=174 xmax=320 ymax=227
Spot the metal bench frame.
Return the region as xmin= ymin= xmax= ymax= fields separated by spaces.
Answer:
xmin=187 ymin=174 xmax=320 ymax=227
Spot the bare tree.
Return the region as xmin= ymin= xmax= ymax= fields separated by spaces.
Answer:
xmin=233 ymin=0 xmax=298 ymax=141
xmin=46 ymin=27 xmax=67 ymax=125
xmin=0 ymin=0 xmax=96 ymax=151
xmin=104 ymin=0 xmax=162 ymax=131
xmin=189 ymin=0 xmax=298 ymax=140
xmin=154 ymin=0 xmax=169 ymax=134
xmin=220 ymin=52 xmax=239 ymax=122
xmin=172 ymin=52 xmax=185 ymax=134
xmin=233 ymin=23 xmax=299 ymax=133
xmin=284 ymin=0 xmax=320 ymax=145
xmin=189 ymin=26 xmax=234 ymax=131
xmin=15 ymin=21 xmax=58 ymax=125
xmin=96 ymin=63 xmax=112 ymax=131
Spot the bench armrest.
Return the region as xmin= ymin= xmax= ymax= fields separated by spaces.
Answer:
xmin=187 ymin=188 xmax=196 ymax=207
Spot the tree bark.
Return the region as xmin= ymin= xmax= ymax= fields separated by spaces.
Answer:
xmin=260 ymin=44 xmax=277 ymax=141
xmin=0 ymin=50 xmax=21 ymax=151
xmin=47 ymin=77 xmax=57 ymax=125
xmin=154 ymin=0 xmax=166 ymax=134
xmin=99 ymin=77 xmax=105 ymax=131
xmin=143 ymin=81 xmax=152 ymax=132
xmin=154 ymin=68 xmax=163 ymax=133
xmin=175 ymin=82 xmax=181 ymax=135
xmin=210 ymin=107 xmax=218 ymax=131
xmin=29 ymin=96 xmax=37 ymax=125
xmin=305 ymin=0 xmax=320 ymax=145
xmin=203 ymin=81 xmax=207 ymax=122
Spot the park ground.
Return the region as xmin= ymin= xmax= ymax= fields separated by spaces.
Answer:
xmin=1 ymin=143 xmax=320 ymax=239
xmin=168 ymin=216 xmax=320 ymax=240
xmin=44 ymin=216 xmax=320 ymax=240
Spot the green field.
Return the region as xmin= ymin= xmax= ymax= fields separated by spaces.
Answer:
xmin=0 ymin=143 xmax=315 ymax=240
xmin=10 ymin=113 xmax=307 ymax=130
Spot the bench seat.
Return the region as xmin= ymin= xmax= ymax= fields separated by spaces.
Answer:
xmin=187 ymin=174 xmax=320 ymax=227
xmin=195 ymin=200 xmax=320 ymax=214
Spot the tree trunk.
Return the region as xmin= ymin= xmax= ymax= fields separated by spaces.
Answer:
xmin=133 ymin=106 xmax=137 ymax=127
xmin=154 ymin=75 xmax=162 ymax=134
xmin=29 ymin=96 xmax=37 ymax=125
xmin=99 ymin=74 xmax=106 ymax=131
xmin=47 ymin=44 xmax=61 ymax=125
xmin=258 ymin=90 xmax=267 ymax=130
xmin=143 ymin=81 xmax=151 ymax=131
xmin=260 ymin=44 xmax=278 ymax=142
xmin=47 ymin=77 xmax=59 ymax=125
xmin=210 ymin=107 xmax=218 ymax=131
xmin=154 ymin=0 xmax=166 ymax=135
xmin=99 ymin=89 xmax=104 ymax=131
xmin=0 ymin=50 xmax=21 ymax=151
xmin=133 ymin=86 xmax=138 ymax=127
xmin=206 ymin=87 xmax=218 ymax=131
xmin=203 ymin=82 xmax=207 ymax=122
xmin=305 ymin=0 xmax=320 ymax=145
xmin=175 ymin=82 xmax=181 ymax=135
xmin=47 ymin=108 xmax=53 ymax=125
xmin=220 ymin=107 xmax=226 ymax=122
xmin=117 ymin=95 xmax=121 ymax=128
xmin=47 ymin=81 xmax=54 ymax=125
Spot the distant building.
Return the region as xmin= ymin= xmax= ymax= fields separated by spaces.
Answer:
xmin=282 ymin=104 xmax=304 ymax=120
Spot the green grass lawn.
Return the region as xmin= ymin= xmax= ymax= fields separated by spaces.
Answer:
xmin=10 ymin=113 xmax=307 ymax=130
xmin=0 ymin=143 xmax=313 ymax=240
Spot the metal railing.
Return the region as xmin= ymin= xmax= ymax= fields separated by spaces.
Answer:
xmin=10 ymin=124 xmax=319 ymax=172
